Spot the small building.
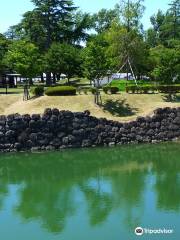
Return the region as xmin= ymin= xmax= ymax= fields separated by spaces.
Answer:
xmin=0 ymin=73 xmax=21 ymax=94
xmin=5 ymin=73 xmax=21 ymax=88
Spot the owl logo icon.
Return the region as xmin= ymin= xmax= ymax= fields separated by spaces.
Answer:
xmin=135 ymin=227 xmax=144 ymax=236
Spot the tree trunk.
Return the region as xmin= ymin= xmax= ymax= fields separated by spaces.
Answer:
xmin=57 ymin=74 xmax=60 ymax=81
xmin=67 ymin=77 xmax=70 ymax=85
xmin=46 ymin=72 xmax=52 ymax=86
xmin=53 ymin=73 xmax=56 ymax=84
xmin=29 ymin=78 xmax=33 ymax=86
xmin=40 ymin=73 xmax=44 ymax=83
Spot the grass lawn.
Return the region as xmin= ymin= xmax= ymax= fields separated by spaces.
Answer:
xmin=107 ymin=79 xmax=156 ymax=91
xmin=1 ymin=91 xmax=180 ymax=122
xmin=0 ymin=87 xmax=24 ymax=94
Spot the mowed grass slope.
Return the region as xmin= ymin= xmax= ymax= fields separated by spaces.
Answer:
xmin=1 ymin=92 xmax=180 ymax=122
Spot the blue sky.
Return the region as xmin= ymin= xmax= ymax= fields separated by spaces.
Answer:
xmin=0 ymin=0 xmax=170 ymax=33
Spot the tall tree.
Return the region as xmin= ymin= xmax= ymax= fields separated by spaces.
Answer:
xmin=82 ymin=34 xmax=110 ymax=84
xmin=105 ymin=23 xmax=151 ymax=79
xmin=116 ymin=0 xmax=145 ymax=32
xmin=0 ymin=34 xmax=10 ymax=74
xmin=110 ymin=0 xmax=146 ymax=81
xmin=0 ymin=34 xmax=10 ymax=87
xmin=14 ymin=1 xmax=93 ymax=85
xmin=147 ymin=1 xmax=180 ymax=47
xmin=4 ymin=40 xmax=42 ymax=84
xmin=167 ymin=0 xmax=180 ymax=40
xmin=92 ymin=8 xmax=119 ymax=33
xmin=150 ymin=43 xmax=180 ymax=84
xmin=62 ymin=11 xmax=94 ymax=44
xmin=31 ymin=0 xmax=77 ymax=49
xmin=45 ymin=43 xmax=82 ymax=83
xmin=15 ymin=0 xmax=77 ymax=85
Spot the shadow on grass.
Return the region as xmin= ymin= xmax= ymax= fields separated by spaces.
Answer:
xmin=163 ymin=94 xmax=180 ymax=103
xmin=29 ymin=95 xmax=44 ymax=100
xmin=102 ymin=99 xmax=138 ymax=117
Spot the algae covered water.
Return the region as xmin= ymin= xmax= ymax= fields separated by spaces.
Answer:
xmin=0 ymin=143 xmax=180 ymax=240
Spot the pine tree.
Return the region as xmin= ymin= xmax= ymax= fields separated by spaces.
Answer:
xmin=31 ymin=0 xmax=77 ymax=49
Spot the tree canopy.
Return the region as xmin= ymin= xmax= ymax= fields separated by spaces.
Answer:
xmin=4 ymin=40 xmax=42 ymax=79
xmin=0 ymin=0 xmax=179 ymax=85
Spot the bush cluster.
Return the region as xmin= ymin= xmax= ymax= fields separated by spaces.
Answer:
xmin=126 ymin=85 xmax=180 ymax=94
xmin=77 ymin=87 xmax=89 ymax=94
xmin=31 ymin=86 xmax=44 ymax=96
xmin=90 ymin=87 xmax=97 ymax=94
xmin=103 ymin=86 xmax=119 ymax=94
xmin=157 ymin=85 xmax=180 ymax=94
xmin=45 ymin=86 xmax=76 ymax=96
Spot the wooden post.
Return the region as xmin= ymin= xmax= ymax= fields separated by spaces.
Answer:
xmin=23 ymin=85 xmax=30 ymax=101
xmin=5 ymin=76 xmax=8 ymax=94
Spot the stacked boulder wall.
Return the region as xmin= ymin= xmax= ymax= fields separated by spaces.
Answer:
xmin=0 ymin=107 xmax=180 ymax=152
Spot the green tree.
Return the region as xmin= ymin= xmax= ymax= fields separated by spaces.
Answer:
xmin=31 ymin=0 xmax=77 ymax=49
xmin=14 ymin=1 xmax=93 ymax=85
xmin=145 ymin=28 xmax=158 ymax=47
xmin=65 ymin=11 xmax=94 ymax=44
xmin=166 ymin=0 xmax=180 ymax=40
xmin=106 ymin=23 xmax=151 ymax=79
xmin=4 ymin=40 xmax=42 ymax=84
xmin=116 ymin=0 xmax=145 ymax=31
xmin=0 ymin=34 xmax=10 ymax=74
xmin=82 ymin=34 xmax=111 ymax=105
xmin=92 ymin=8 xmax=119 ymax=33
xmin=147 ymin=1 xmax=180 ymax=47
xmin=45 ymin=43 xmax=82 ymax=84
xmin=146 ymin=10 xmax=165 ymax=47
xmin=150 ymin=43 xmax=180 ymax=84
xmin=82 ymin=34 xmax=110 ymax=83
xmin=104 ymin=0 xmax=146 ymax=81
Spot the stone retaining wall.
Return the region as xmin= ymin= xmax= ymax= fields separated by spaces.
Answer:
xmin=0 ymin=107 xmax=180 ymax=152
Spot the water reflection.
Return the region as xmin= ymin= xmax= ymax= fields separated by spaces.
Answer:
xmin=0 ymin=143 xmax=180 ymax=236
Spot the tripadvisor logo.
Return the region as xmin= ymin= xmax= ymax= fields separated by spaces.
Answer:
xmin=135 ymin=227 xmax=144 ymax=236
xmin=134 ymin=226 xmax=174 ymax=236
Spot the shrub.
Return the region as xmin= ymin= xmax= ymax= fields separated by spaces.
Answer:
xmin=126 ymin=84 xmax=180 ymax=94
xmin=45 ymin=86 xmax=76 ymax=96
xmin=110 ymin=86 xmax=119 ymax=94
xmin=90 ymin=87 xmax=97 ymax=94
xmin=103 ymin=86 xmax=119 ymax=94
xmin=157 ymin=85 xmax=180 ymax=94
xmin=126 ymin=85 xmax=158 ymax=94
xmin=103 ymin=86 xmax=109 ymax=94
xmin=83 ymin=88 xmax=88 ymax=94
xmin=126 ymin=85 xmax=137 ymax=93
xmin=31 ymin=86 xmax=44 ymax=96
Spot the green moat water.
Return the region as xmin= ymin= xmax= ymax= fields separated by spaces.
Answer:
xmin=0 ymin=143 xmax=180 ymax=240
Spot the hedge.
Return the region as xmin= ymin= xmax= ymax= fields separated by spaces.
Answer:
xmin=157 ymin=85 xmax=180 ymax=94
xmin=45 ymin=86 xmax=76 ymax=96
xmin=126 ymin=85 xmax=180 ymax=94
